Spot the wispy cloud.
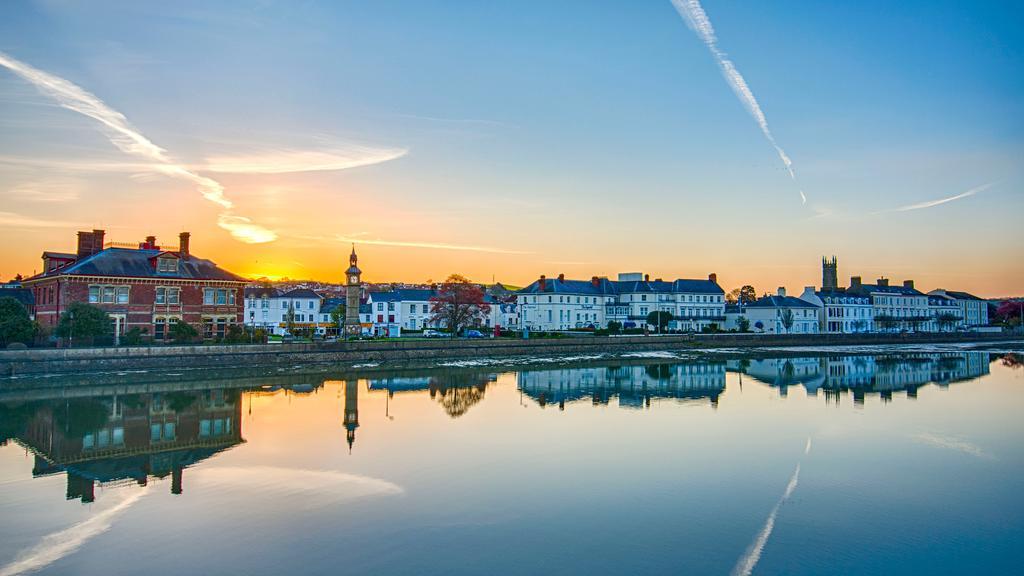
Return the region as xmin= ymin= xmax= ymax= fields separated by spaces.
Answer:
xmin=0 ymin=211 xmax=82 ymax=229
xmin=332 ymin=234 xmax=530 ymax=255
xmin=0 ymin=50 xmax=275 ymax=243
xmin=0 ymin=489 xmax=147 ymax=576
xmin=7 ymin=178 xmax=81 ymax=202
xmin=886 ymin=182 xmax=993 ymax=213
xmin=671 ymin=0 xmax=806 ymax=204
xmin=204 ymin=145 xmax=407 ymax=174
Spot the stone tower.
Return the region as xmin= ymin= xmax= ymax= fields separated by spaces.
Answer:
xmin=344 ymin=245 xmax=362 ymax=337
xmin=822 ymin=256 xmax=838 ymax=291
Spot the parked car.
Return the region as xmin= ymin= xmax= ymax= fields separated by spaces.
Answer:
xmin=463 ymin=329 xmax=484 ymax=338
xmin=423 ymin=329 xmax=444 ymax=338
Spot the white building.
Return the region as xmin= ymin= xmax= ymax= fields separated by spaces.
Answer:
xmin=928 ymin=289 xmax=989 ymax=327
xmin=846 ymin=277 xmax=934 ymax=332
xmin=743 ymin=288 xmax=820 ymax=334
xmin=366 ymin=289 xmax=437 ymax=335
xmin=516 ymin=272 xmax=725 ymax=332
xmin=244 ymin=287 xmax=327 ymax=335
xmin=798 ymin=287 xmax=874 ymax=333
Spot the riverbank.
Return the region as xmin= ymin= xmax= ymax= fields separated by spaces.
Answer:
xmin=1 ymin=332 xmax=1020 ymax=379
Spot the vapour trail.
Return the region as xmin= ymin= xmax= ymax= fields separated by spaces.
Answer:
xmin=888 ymin=182 xmax=993 ymax=213
xmin=0 ymin=50 xmax=274 ymax=243
xmin=670 ymin=0 xmax=806 ymax=204
xmin=731 ymin=437 xmax=811 ymax=576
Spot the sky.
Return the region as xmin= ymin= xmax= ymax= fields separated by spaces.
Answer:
xmin=0 ymin=0 xmax=1022 ymax=296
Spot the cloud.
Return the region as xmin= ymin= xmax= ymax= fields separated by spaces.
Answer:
xmin=7 ymin=179 xmax=81 ymax=202
xmin=670 ymin=1 xmax=806 ymax=204
xmin=0 ymin=50 xmax=275 ymax=243
xmin=0 ymin=489 xmax=146 ymax=576
xmin=204 ymin=145 xmax=407 ymax=174
xmin=0 ymin=211 xmax=83 ymax=229
xmin=887 ymin=182 xmax=993 ymax=213
xmin=331 ymin=234 xmax=530 ymax=255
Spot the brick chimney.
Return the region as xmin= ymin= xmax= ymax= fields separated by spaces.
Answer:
xmin=76 ymin=229 xmax=105 ymax=259
xmin=178 ymin=232 xmax=191 ymax=259
xmin=591 ymin=276 xmax=600 ymax=288
xmin=708 ymin=273 xmax=717 ymax=284
xmin=850 ymin=276 xmax=862 ymax=289
xmin=539 ymin=275 xmax=547 ymax=291
xmin=903 ymin=280 xmax=915 ymax=290
xmin=644 ymin=273 xmax=650 ymax=282
xmin=777 ymin=287 xmax=787 ymax=297
xmin=878 ymin=277 xmax=889 ymax=287
xmin=558 ymin=273 xmax=565 ymax=282
xmin=655 ymin=278 xmax=663 ymax=282
xmin=141 ymin=235 xmax=157 ymax=250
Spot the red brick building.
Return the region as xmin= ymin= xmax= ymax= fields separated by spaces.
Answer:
xmin=23 ymin=229 xmax=247 ymax=342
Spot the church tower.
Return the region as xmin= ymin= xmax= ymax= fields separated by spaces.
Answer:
xmin=344 ymin=245 xmax=362 ymax=337
xmin=822 ymin=256 xmax=839 ymax=291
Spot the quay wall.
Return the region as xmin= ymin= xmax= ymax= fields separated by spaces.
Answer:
xmin=0 ymin=333 xmax=1019 ymax=378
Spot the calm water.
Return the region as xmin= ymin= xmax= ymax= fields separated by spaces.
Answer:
xmin=1 ymin=346 xmax=1023 ymax=575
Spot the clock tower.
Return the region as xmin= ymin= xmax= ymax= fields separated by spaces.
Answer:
xmin=344 ymin=245 xmax=362 ymax=337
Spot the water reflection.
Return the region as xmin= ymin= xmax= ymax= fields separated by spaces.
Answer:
xmin=0 ymin=350 xmax=1006 ymax=504
xmin=0 ymin=389 xmax=243 ymax=502
xmin=730 ymin=352 xmax=991 ymax=403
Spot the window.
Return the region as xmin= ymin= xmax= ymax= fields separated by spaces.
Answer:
xmin=115 ymin=286 xmax=129 ymax=304
xmin=228 ymin=290 xmax=236 ymax=305
xmin=377 ymin=302 xmax=384 ymax=311
xmin=89 ymin=285 xmax=100 ymax=303
xmin=204 ymin=288 xmax=215 ymax=305
xmin=168 ymin=287 xmax=180 ymax=304
xmin=156 ymin=287 xmax=166 ymax=304
xmin=261 ymin=297 xmax=268 ymax=308
xmin=217 ymin=290 xmax=227 ymax=305
xmin=157 ymin=257 xmax=177 ymax=273
xmin=308 ymin=300 xmax=314 ymax=309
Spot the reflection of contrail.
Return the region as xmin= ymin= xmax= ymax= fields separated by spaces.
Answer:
xmin=0 ymin=50 xmax=275 ymax=243
xmin=913 ymin=432 xmax=993 ymax=460
xmin=732 ymin=437 xmax=810 ymax=576
xmin=0 ymin=489 xmax=146 ymax=576
xmin=670 ymin=0 xmax=806 ymax=204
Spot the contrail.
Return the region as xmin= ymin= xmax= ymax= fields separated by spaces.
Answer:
xmin=0 ymin=489 xmax=147 ymax=576
xmin=731 ymin=437 xmax=810 ymax=576
xmin=670 ymin=0 xmax=806 ymax=204
xmin=0 ymin=50 xmax=275 ymax=243
xmin=889 ymin=182 xmax=993 ymax=213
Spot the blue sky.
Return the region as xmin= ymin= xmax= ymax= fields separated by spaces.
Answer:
xmin=1 ymin=0 xmax=1022 ymax=294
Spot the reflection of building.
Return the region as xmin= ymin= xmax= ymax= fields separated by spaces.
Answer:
xmin=368 ymin=374 xmax=493 ymax=418
xmin=8 ymin=389 xmax=243 ymax=502
xmin=518 ymin=363 xmax=726 ymax=409
xmin=730 ymin=352 xmax=991 ymax=402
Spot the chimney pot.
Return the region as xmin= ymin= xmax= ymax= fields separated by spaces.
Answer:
xmin=644 ymin=273 xmax=650 ymax=282
xmin=558 ymin=273 xmax=565 ymax=282
xmin=708 ymin=273 xmax=717 ymax=283
xmin=591 ymin=276 xmax=600 ymax=288
xmin=851 ymin=276 xmax=862 ymax=287
xmin=903 ymin=280 xmax=915 ymax=289
xmin=878 ymin=277 xmax=888 ymax=287
xmin=539 ymin=275 xmax=547 ymax=291
xmin=179 ymin=232 xmax=191 ymax=259
xmin=777 ymin=287 xmax=787 ymax=297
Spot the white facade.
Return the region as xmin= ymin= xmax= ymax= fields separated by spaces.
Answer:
xmin=848 ymin=279 xmax=934 ymax=332
xmin=744 ymin=288 xmax=820 ymax=334
xmin=244 ymin=288 xmax=326 ymax=335
xmin=929 ymin=289 xmax=989 ymax=326
xmin=798 ymin=287 xmax=874 ymax=333
xmin=516 ymin=273 xmax=725 ymax=332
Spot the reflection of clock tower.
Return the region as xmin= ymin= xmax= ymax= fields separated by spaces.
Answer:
xmin=344 ymin=245 xmax=362 ymax=337
xmin=343 ymin=379 xmax=359 ymax=453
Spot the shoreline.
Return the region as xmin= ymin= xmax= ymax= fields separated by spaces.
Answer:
xmin=1 ymin=332 xmax=1020 ymax=380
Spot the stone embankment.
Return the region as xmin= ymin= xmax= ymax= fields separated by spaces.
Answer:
xmin=0 ymin=332 xmax=1018 ymax=378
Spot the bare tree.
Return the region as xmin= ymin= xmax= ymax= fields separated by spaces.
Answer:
xmin=429 ymin=274 xmax=491 ymax=337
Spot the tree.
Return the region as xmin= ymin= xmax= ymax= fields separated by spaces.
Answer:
xmin=780 ymin=309 xmax=795 ymax=333
xmin=169 ymin=319 xmax=199 ymax=343
xmin=330 ymin=304 xmax=346 ymax=335
xmin=0 ymin=297 xmax=36 ymax=347
xmin=736 ymin=316 xmax=750 ymax=332
xmin=738 ymin=285 xmax=757 ymax=305
xmin=646 ymin=310 xmax=674 ymax=332
xmin=429 ymin=275 xmax=490 ymax=337
xmin=56 ymin=302 xmax=111 ymax=345
xmin=121 ymin=326 xmax=148 ymax=346
xmin=607 ymin=320 xmax=622 ymax=335
xmin=285 ymin=303 xmax=296 ymax=335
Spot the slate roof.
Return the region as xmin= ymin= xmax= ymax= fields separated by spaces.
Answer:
xmin=746 ymin=295 xmax=820 ymax=309
xmin=244 ymin=287 xmax=280 ymax=298
xmin=370 ymin=289 xmax=437 ymax=302
xmin=320 ymin=298 xmax=345 ymax=314
xmin=0 ymin=287 xmax=34 ymax=308
xmin=849 ymin=283 xmax=923 ymax=296
xmin=27 ymin=248 xmax=244 ymax=282
xmin=517 ymin=276 xmax=723 ymax=296
xmin=816 ymin=290 xmax=870 ymax=304
xmin=945 ymin=290 xmax=983 ymax=301
xmin=281 ymin=288 xmax=321 ymax=299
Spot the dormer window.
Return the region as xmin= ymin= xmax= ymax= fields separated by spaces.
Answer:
xmin=157 ymin=257 xmax=178 ymax=273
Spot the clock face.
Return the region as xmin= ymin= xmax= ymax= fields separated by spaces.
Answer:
xmin=350 ymin=275 xmax=358 ymax=284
